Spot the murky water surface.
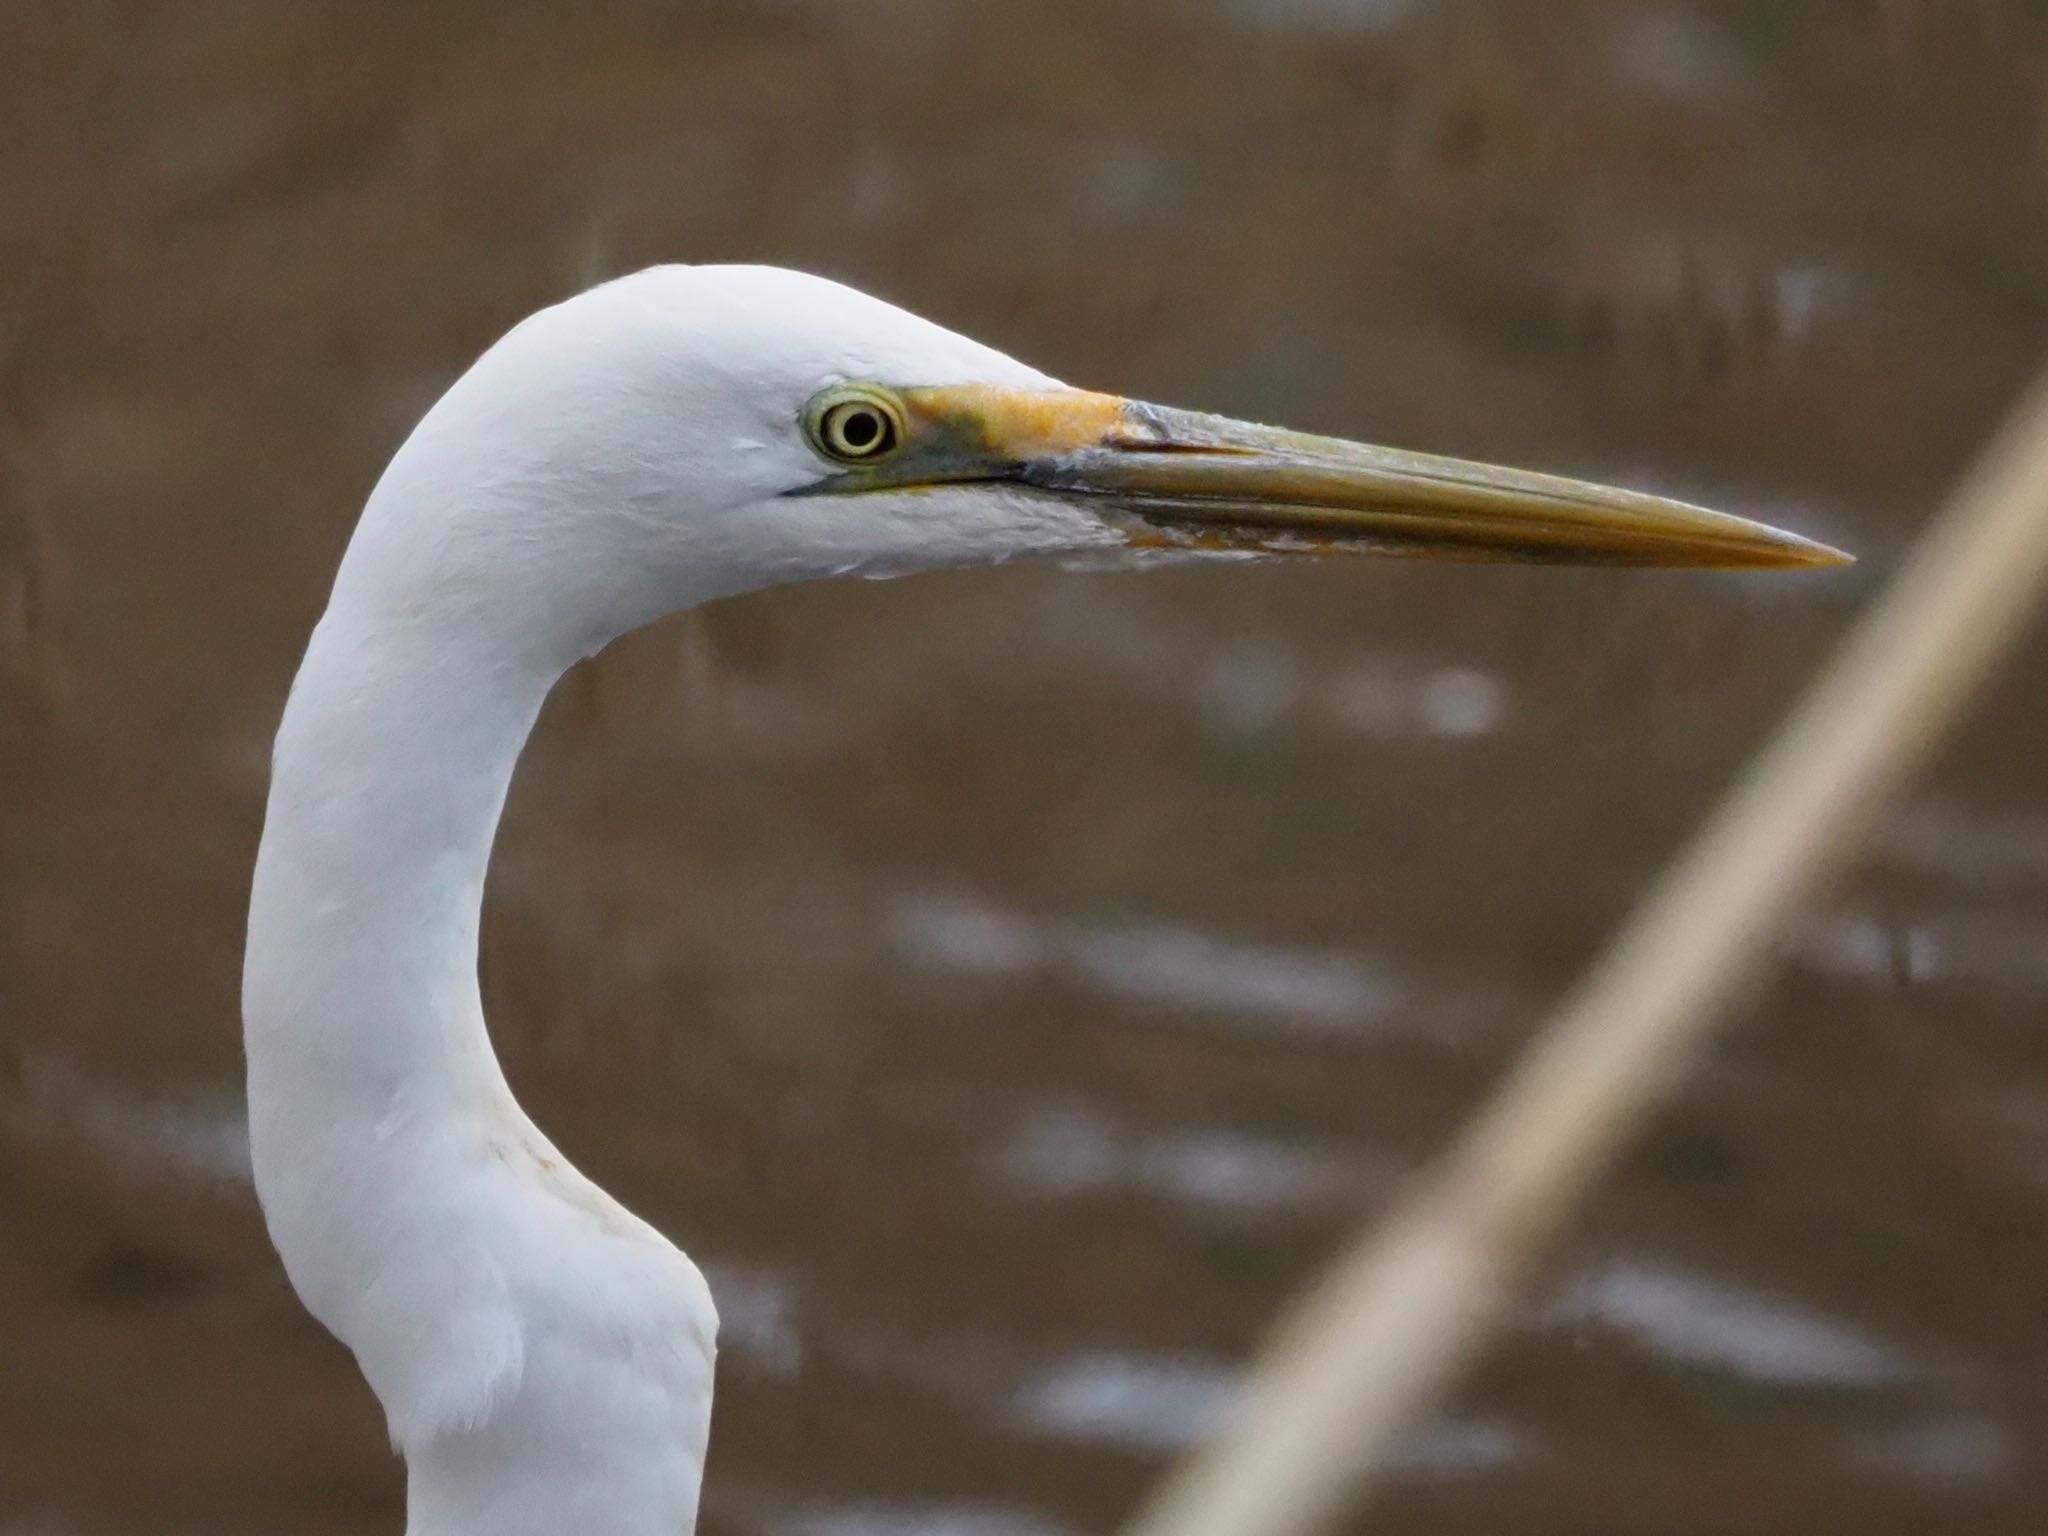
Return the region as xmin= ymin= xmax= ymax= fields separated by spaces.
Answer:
xmin=4 ymin=3 xmax=2048 ymax=1532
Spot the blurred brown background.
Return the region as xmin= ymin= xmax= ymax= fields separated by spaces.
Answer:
xmin=4 ymin=2 xmax=2048 ymax=1532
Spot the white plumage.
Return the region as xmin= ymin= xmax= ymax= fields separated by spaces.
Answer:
xmin=244 ymin=268 xmax=1088 ymax=1535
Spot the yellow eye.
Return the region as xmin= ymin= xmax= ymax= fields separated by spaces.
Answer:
xmin=806 ymin=387 xmax=904 ymax=464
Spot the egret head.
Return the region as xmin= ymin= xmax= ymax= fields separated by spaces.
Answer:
xmin=348 ymin=264 xmax=1846 ymax=663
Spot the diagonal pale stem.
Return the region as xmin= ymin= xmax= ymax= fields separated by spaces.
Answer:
xmin=1118 ymin=364 xmax=2048 ymax=1536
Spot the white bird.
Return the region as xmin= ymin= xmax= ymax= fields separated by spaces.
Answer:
xmin=242 ymin=264 xmax=1844 ymax=1535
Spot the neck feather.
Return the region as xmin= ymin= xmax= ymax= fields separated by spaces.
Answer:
xmin=244 ymin=579 xmax=715 ymax=1535
xmin=246 ymin=602 xmax=551 ymax=1117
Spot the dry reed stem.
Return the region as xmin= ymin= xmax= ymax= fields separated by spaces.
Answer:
xmin=1121 ymin=368 xmax=2048 ymax=1536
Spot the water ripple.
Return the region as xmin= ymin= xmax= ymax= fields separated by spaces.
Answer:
xmin=889 ymin=889 xmax=1405 ymax=1035
xmin=990 ymin=1098 xmax=1377 ymax=1213
xmin=1542 ymin=1261 xmax=1911 ymax=1389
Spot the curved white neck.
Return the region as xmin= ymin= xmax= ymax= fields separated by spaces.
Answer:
xmin=245 ymin=578 xmax=716 ymax=1535
xmin=248 ymin=614 xmax=538 ymax=1108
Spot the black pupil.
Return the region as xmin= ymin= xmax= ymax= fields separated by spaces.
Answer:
xmin=839 ymin=409 xmax=881 ymax=450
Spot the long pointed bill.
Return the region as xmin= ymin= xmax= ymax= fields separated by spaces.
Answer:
xmin=887 ymin=385 xmax=1851 ymax=569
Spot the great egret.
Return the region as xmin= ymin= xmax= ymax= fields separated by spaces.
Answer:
xmin=242 ymin=264 xmax=1845 ymax=1535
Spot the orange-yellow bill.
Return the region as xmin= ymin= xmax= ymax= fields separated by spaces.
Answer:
xmin=816 ymin=383 xmax=1851 ymax=570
